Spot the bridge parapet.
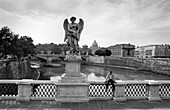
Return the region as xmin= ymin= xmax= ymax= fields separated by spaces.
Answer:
xmin=34 ymin=54 xmax=66 ymax=62
xmin=0 ymin=80 xmax=170 ymax=101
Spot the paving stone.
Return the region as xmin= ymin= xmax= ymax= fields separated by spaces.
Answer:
xmin=48 ymin=103 xmax=60 ymax=109
xmin=27 ymin=104 xmax=41 ymax=110
xmin=97 ymin=100 xmax=112 ymax=110
xmin=88 ymin=101 xmax=100 ymax=110
xmin=88 ymin=100 xmax=98 ymax=105
xmin=70 ymin=102 xmax=79 ymax=110
xmin=19 ymin=105 xmax=32 ymax=109
xmin=161 ymin=100 xmax=170 ymax=106
xmin=41 ymin=101 xmax=56 ymax=105
xmin=59 ymin=102 xmax=71 ymax=109
xmin=1 ymin=100 xmax=170 ymax=110
xmin=117 ymin=103 xmax=131 ymax=109
xmin=89 ymin=104 xmax=100 ymax=110
xmin=79 ymin=102 xmax=89 ymax=110
xmin=20 ymin=101 xmax=36 ymax=106
xmin=109 ymin=104 xmax=122 ymax=109
xmin=7 ymin=105 xmax=22 ymax=109
xmin=37 ymin=105 xmax=50 ymax=110
xmin=0 ymin=104 xmax=9 ymax=109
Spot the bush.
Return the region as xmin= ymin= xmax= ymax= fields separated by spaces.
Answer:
xmin=95 ymin=49 xmax=105 ymax=56
xmin=95 ymin=49 xmax=112 ymax=56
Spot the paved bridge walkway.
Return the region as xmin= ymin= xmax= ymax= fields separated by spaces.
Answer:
xmin=0 ymin=99 xmax=170 ymax=110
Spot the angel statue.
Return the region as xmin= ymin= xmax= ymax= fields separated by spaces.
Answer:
xmin=63 ymin=16 xmax=84 ymax=55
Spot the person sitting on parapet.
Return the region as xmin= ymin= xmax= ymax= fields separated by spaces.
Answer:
xmin=105 ymin=71 xmax=116 ymax=97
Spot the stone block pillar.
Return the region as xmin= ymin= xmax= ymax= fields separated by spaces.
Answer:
xmin=148 ymin=80 xmax=161 ymax=101
xmin=114 ymin=80 xmax=126 ymax=101
xmin=17 ymin=80 xmax=32 ymax=101
xmin=56 ymin=83 xmax=89 ymax=102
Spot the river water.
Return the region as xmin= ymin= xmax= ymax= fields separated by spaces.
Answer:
xmin=37 ymin=62 xmax=170 ymax=82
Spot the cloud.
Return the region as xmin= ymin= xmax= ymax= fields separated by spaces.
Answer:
xmin=0 ymin=0 xmax=170 ymax=47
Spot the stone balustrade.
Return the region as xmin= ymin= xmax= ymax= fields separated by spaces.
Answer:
xmin=0 ymin=80 xmax=170 ymax=101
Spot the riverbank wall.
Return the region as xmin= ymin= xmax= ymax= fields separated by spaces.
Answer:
xmin=0 ymin=58 xmax=33 ymax=79
xmin=85 ymin=56 xmax=170 ymax=75
xmin=105 ymin=56 xmax=170 ymax=75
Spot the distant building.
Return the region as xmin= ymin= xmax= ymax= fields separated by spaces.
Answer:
xmin=134 ymin=44 xmax=170 ymax=58
xmin=134 ymin=47 xmax=140 ymax=58
xmin=108 ymin=44 xmax=135 ymax=57
xmin=90 ymin=40 xmax=100 ymax=55
xmin=82 ymin=44 xmax=88 ymax=50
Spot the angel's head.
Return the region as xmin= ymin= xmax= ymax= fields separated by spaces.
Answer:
xmin=70 ymin=16 xmax=76 ymax=22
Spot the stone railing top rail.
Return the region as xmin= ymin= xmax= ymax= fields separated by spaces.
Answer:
xmin=88 ymin=81 xmax=105 ymax=84
xmin=122 ymin=80 xmax=149 ymax=84
xmin=0 ymin=80 xmax=22 ymax=84
xmin=0 ymin=80 xmax=170 ymax=84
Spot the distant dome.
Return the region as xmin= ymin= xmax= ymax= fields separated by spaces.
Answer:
xmin=90 ymin=40 xmax=100 ymax=55
xmin=91 ymin=40 xmax=98 ymax=47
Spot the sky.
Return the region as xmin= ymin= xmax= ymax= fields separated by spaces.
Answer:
xmin=0 ymin=0 xmax=170 ymax=47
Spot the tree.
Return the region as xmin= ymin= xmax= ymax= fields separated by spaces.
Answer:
xmin=51 ymin=45 xmax=62 ymax=54
xmin=95 ymin=49 xmax=112 ymax=56
xmin=17 ymin=36 xmax=35 ymax=57
xmin=10 ymin=34 xmax=21 ymax=58
xmin=0 ymin=26 xmax=35 ymax=59
xmin=58 ymin=44 xmax=69 ymax=54
xmin=0 ymin=26 xmax=14 ymax=58
xmin=105 ymin=50 xmax=112 ymax=56
xmin=95 ymin=49 xmax=105 ymax=56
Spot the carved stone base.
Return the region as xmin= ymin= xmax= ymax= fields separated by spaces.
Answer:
xmin=56 ymin=83 xmax=89 ymax=102
xmin=60 ymin=54 xmax=87 ymax=83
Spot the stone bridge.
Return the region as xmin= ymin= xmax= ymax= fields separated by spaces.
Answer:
xmin=34 ymin=54 xmax=66 ymax=62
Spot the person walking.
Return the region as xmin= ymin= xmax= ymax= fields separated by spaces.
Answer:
xmin=105 ymin=71 xmax=116 ymax=98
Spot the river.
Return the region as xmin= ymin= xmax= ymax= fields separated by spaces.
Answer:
xmin=35 ymin=62 xmax=170 ymax=82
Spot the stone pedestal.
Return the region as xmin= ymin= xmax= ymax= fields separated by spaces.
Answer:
xmin=17 ymin=80 xmax=32 ymax=101
xmin=56 ymin=83 xmax=89 ymax=102
xmin=148 ymin=80 xmax=161 ymax=101
xmin=61 ymin=60 xmax=87 ymax=83
xmin=56 ymin=55 xmax=89 ymax=102
xmin=114 ymin=80 xmax=126 ymax=101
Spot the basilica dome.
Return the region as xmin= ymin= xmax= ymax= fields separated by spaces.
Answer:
xmin=90 ymin=40 xmax=100 ymax=55
xmin=91 ymin=40 xmax=98 ymax=48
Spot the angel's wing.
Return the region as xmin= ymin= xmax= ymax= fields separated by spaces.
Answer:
xmin=63 ymin=19 xmax=69 ymax=31
xmin=63 ymin=19 xmax=69 ymax=42
xmin=78 ymin=18 xmax=84 ymax=34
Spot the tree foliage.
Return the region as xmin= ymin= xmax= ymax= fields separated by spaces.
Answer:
xmin=0 ymin=26 xmax=13 ymax=58
xmin=105 ymin=49 xmax=112 ymax=56
xmin=95 ymin=49 xmax=105 ymax=56
xmin=0 ymin=26 xmax=35 ymax=59
xmin=95 ymin=49 xmax=112 ymax=56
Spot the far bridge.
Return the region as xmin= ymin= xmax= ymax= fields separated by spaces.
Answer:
xmin=34 ymin=54 xmax=66 ymax=62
